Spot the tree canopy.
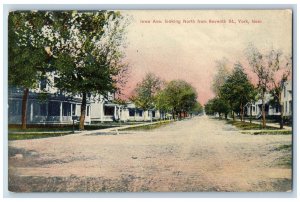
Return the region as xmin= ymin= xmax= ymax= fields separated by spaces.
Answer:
xmin=131 ymin=73 xmax=163 ymax=112
xmin=155 ymin=80 xmax=198 ymax=119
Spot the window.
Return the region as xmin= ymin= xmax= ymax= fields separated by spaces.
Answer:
xmin=72 ymin=104 xmax=76 ymax=115
xmin=86 ymin=106 xmax=90 ymax=116
xmin=9 ymin=100 xmax=21 ymax=116
xmin=138 ymin=110 xmax=143 ymax=117
xmin=104 ymin=106 xmax=114 ymax=116
xmin=275 ymin=106 xmax=279 ymax=113
xmin=152 ymin=111 xmax=155 ymax=117
xmin=40 ymin=103 xmax=47 ymax=116
xmin=40 ymin=79 xmax=47 ymax=90
xmin=129 ymin=109 xmax=135 ymax=117
xmin=48 ymin=101 xmax=60 ymax=116
xmin=63 ymin=102 xmax=71 ymax=116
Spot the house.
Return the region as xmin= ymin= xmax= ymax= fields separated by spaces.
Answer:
xmin=245 ymin=80 xmax=292 ymax=118
xmin=282 ymin=80 xmax=292 ymax=117
xmin=8 ymin=73 xmax=164 ymax=125
xmin=8 ymin=72 xmax=92 ymax=125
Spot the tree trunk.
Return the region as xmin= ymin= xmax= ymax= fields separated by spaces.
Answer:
xmin=21 ymin=88 xmax=29 ymax=130
xmin=240 ymin=102 xmax=243 ymax=122
xmin=79 ymin=92 xmax=87 ymax=130
xmin=241 ymin=103 xmax=245 ymax=122
xmin=225 ymin=113 xmax=228 ymax=120
xmin=250 ymin=103 xmax=252 ymax=123
xmin=172 ymin=110 xmax=175 ymax=120
xmin=262 ymin=90 xmax=266 ymax=128
xmin=280 ymin=103 xmax=284 ymax=129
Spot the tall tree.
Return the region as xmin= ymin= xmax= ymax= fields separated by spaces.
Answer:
xmin=53 ymin=11 xmax=129 ymax=130
xmin=8 ymin=11 xmax=53 ymax=129
xmin=246 ymin=44 xmax=278 ymax=128
xmin=131 ymin=73 xmax=163 ymax=120
xmin=268 ymin=51 xmax=292 ymax=129
xmin=212 ymin=57 xmax=231 ymax=96
xmin=220 ymin=63 xmax=256 ymax=122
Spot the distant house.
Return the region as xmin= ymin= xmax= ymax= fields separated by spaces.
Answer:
xmin=125 ymin=102 xmax=161 ymax=122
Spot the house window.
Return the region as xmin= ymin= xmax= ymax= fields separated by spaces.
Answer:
xmin=72 ymin=104 xmax=76 ymax=115
xmin=138 ymin=110 xmax=143 ymax=117
xmin=289 ymin=101 xmax=292 ymax=115
xmin=152 ymin=111 xmax=155 ymax=117
xmin=86 ymin=106 xmax=90 ymax=116
xmin=129 ymin=109 xmax=135 ymax=117
xmin=63 ymin=102 xmax=71 ymax=116
xmin=104 ymin=106 xmax=114 ymax=116
xmin=48 ymin=101 xmax=60 ymax=116
xmin=40 ymin=103 xmax=47 ymax=116
xmin=275 ymin=106 xmax=279 ymax=113
xmin=9 ymin=100 xmax=22 ymax=116
xmin=40 ymin=79 xmax=47 ymax=90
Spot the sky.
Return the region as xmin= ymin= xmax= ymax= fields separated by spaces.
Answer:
xmin=120 ymin=10 xmax=292 ymax=105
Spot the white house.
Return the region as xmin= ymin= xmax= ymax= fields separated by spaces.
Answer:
xmin=8 ymin=73 xmax=164 ymax=125
xmin=245 ymin=80 xmax=292 ymax=118
xmin=8 ymin=72 xmax=92 ymax=125
xmin=282 ymin=80 xmax=292 ymax=117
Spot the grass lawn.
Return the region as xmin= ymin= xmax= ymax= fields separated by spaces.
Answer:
xmin=8 ymin=132 xmax=73 ymax=140
xmin=120 ymin=121 xmax=172 ymax=131
xmin=226 ymin=120 xmax=278 ymax=130
xmin=8 ymin=124 xmax=119 ymax=132
xmin=242 ymin=130 xmax=292 ymax=135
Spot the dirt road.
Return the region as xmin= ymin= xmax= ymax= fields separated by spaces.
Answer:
xmin=8 ymin=116 xmax=292 ymax=192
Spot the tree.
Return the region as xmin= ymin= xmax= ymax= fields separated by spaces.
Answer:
xmin=204 ymin=99 xmax=214 ymax=115
xmin=268 ymin=51 xmax=292 ymax=129
xmin=131 ymin=73 xmax=163 ymax=120
xmin=212 ymin=57 xmax=231 ymax=96
xmin=189 ymin=102 xmax=203 ymax=116
xmin=211 ymin=97 xmax=230 ymax=119
xmin=8 ymin=11 xmax=53 ymax=129
xmin=52 ymin=11 xmax=129 ymax=130
xmin=157 ymin=80 xmax=198 ymax=120
xmin=220 ymin=63 xmax=256 ymax=122
xmin=246 ymin=44 xmax=278 ymax=128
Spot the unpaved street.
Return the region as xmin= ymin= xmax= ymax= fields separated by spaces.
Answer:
xmin=8 ymin=116 xmax=292 ymax=192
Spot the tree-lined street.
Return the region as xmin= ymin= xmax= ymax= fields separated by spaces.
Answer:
xmin=9 ymin=116 xmax=291 ymax=192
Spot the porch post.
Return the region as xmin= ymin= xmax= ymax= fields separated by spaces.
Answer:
xmin=114 ymin=105 xmax=117 ymax=120
xmin=30 ymin=102 xmax=33 ymax=122
xmin=59 ymin=102 xmax=63 ymax=122
xmin=100 ymin=103 xmax=104 ymax=123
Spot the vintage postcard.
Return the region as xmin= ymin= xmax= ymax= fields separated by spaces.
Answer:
xmin=7 ymin=9 xmax=293 ymax=192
